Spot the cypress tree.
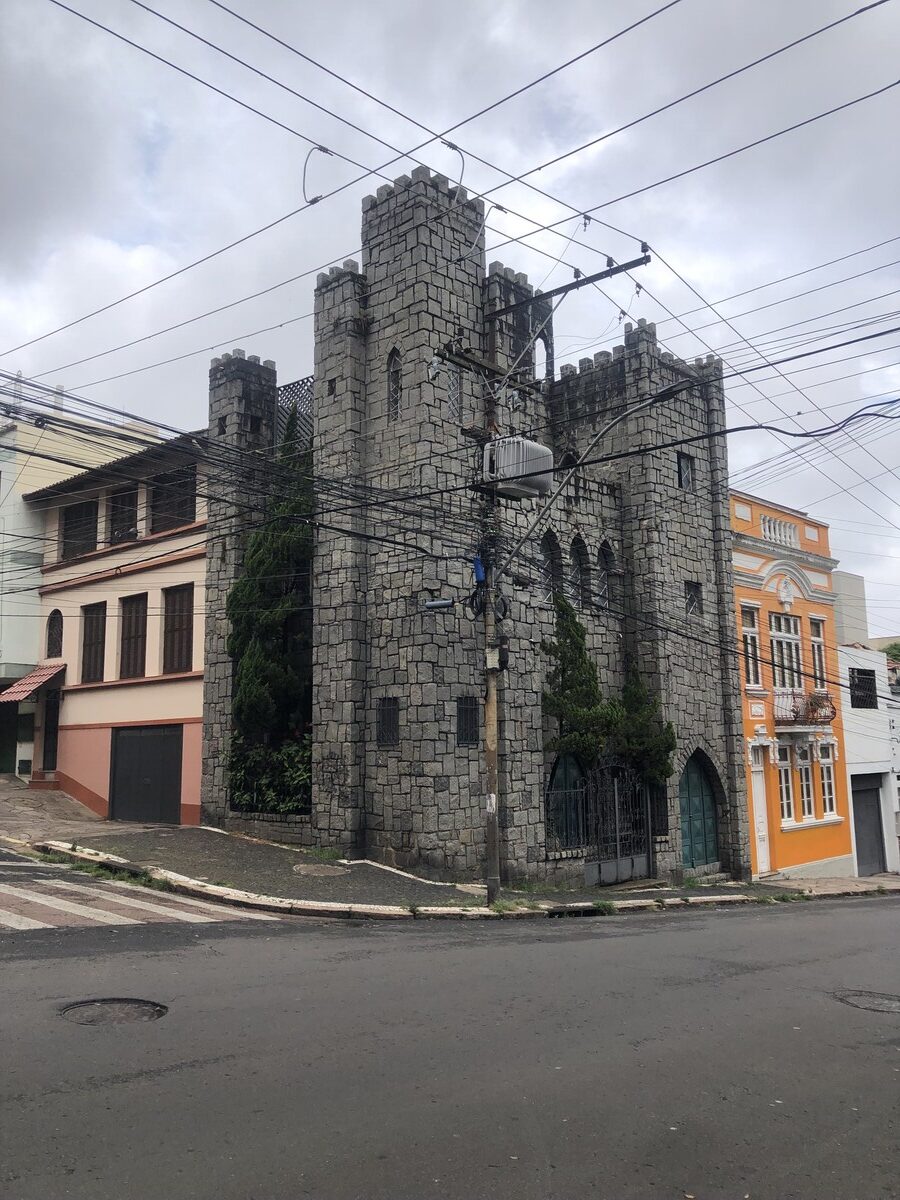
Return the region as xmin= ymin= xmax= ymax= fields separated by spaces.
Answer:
xmin=542 ymin=594 xmax=675 ymax=783
xmin=226 ymin=404 xmax=313 ymax=812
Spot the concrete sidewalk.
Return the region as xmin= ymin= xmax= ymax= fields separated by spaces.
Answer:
xmin=3 ymin=786 xmax=898 ymax=919
xmin=21 ymin=823 xmax=900 ymax=921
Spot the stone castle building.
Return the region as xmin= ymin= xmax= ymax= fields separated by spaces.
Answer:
xmin=201 ymin=165 xmax=750 ymax=883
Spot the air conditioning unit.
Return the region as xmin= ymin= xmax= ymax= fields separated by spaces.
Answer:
xmin=482 ymin=437 xmax=554 ymax=499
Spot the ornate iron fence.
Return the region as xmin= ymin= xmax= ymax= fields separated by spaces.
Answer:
xmin=545 ymin=761 xmax=652 ymax=884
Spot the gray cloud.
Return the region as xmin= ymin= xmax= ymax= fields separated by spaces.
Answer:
xmin=1 ymin=0 xmax=898 ymax=629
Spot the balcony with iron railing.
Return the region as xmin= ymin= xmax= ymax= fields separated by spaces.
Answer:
xmin=773 ymin=688 xmax=836 ymax=727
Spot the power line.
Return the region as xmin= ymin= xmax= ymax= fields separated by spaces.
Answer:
xmin=12 ymin=0 xmax=886 ymax=376
xmin=11 ymin=0 xmax=672 ymax=360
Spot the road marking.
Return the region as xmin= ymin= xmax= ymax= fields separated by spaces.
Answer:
xmin=42 ymin=880 xmax=218 ymax=924
xmin=0 ymin=906 xmax=52 ymax=930
xmin=0 ymin=882 xmax=140 ymax=925
xmin=104 ymin=880 xmax=280 ymax=920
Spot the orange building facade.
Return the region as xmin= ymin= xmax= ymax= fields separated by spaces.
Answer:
xmin=731 ymin=492 xmax=854 ymax=878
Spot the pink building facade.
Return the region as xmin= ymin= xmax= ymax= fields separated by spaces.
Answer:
xmin=1 ymin=437 xmax=207 ymax=825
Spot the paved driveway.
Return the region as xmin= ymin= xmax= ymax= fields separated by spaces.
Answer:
xmin=0 ymin=779 xmax=154 ymax=845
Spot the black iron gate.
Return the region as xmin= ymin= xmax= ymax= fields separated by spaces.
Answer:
xmin=545 ymin=761 xmax=651 ymax=885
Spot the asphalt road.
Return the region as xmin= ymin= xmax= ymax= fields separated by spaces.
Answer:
xmin=1 ymin=861 xmax=898 ymax=1200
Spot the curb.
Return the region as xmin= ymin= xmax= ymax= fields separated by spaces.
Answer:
xmin=25 ymin=840 xmax=804 ymax=921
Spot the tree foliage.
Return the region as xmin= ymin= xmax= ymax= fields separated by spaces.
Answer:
xmin=881 ymin=641 xmax=900 ymax=662
xmin=227 ymin=404 xmax=313 ymax=813
xmin=542 ymin=594 xmax=675 ymax=784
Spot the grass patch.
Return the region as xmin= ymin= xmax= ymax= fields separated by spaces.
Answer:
xmin=490 ymin=899 xmax=519 ymax=914
xmin=756 ymin=895 xmax=777 ymax=905
xmin=592 ymin=899 xmax=616 ymax=915
xmin=682 ymin=875 xmax=700 ymax=889
xmin=302 ymin=847 xmax=343 ymax=863
xmin=35 ymin=850 xmax=175 ymax=893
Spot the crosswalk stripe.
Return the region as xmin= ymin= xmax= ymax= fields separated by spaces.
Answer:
xmin=0 ymin=906 xmax=53 ymax=930
xmin=104 ymin=880 xmax=280 ymax=921
xmin=42 ymin=880 xmax=218 ymax=924
xmin=0 ymin=882 xmax=141 ymax=925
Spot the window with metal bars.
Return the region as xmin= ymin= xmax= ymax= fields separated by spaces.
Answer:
xmin=387 ymin=350 xmax=402 ymax=422
xmin=376 ymin=697 xmax=400 ymax=747
xmin=596 ymin=542 xmax=615 ymax=609
xmin=61 ymin=500 xmax=98 ymax=560
xmin=538 ymin=532 xmax=561 ymax=604
xmin=849 ymin=667 xmax=878 ymax=709
xmin=163 ymin=584 xmax=194 ymax=674
xmin=119 ymin=594 xmax=148 ymax=680
xmin=80 ymin=602 xmax=106 ymax=684
xmin=46 ymin=609 xmax=63 ymax=659
xmin=456 ymin=695 xmax=479 ymax=747
xmin=684 ymin=581 xmax=703 ymax=617
xmin=677 ymin=451 xmax=696 ymax=492
xmin=108 ymin=487 xmax=138 ymax=544
xmin=567 ymin=537 xmax=591 ymax=607
xmin=447 ymin=364 xmax=463 ymax=423
xmin=149 ymin=464 xmax=197 ymax=534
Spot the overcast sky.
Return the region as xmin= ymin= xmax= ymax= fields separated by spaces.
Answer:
xmin=2 ymin=0 xmax=899 ymax=636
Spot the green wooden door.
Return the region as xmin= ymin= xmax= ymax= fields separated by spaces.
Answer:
xmin=679 ymin=756 xmax=719 ymax=868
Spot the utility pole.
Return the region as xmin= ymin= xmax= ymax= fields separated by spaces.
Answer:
xmin=482 ymin=552 xmax=501 ymax=906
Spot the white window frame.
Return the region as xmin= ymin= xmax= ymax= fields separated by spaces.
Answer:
xmin=809 ymin=618 xmax=826 ymax=690
xmin=796 ymin=744 xmax=815 ymax=819
xmin=741 ymin=606 xmax=762 ymax=687
xmin=818 ymin=745 xmax=837 ymax=815
xmin=770 ymin=612 xmax=803 ymax=689
xmin=777 ymin=745 xmax=795 ymax=821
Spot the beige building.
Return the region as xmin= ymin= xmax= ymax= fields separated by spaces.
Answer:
xmin=0 ymin=392 xmax=152 ymax=777
xmin=0 ymin=435 xmax=207 ymax=823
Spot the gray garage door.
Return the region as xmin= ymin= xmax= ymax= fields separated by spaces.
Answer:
xmin=851 ymin=775 xmax=886 ymax=877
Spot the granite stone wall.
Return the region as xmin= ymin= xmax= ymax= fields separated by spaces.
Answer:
xmin=204 ymin=167 xmax=749 ymax=883
xmin=200 ymin=351 xmax=278 ymax=826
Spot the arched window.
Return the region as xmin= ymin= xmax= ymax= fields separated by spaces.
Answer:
xmin=596 ymin=541 xmax=616 ymax=610
xmin=568 ymin=536 xmax=591 ymax=607
xmin=387 ymin=349 xmax=402 ymax=422
xmin=539 ymin=531 xmax=562 ymax=603
xmin=46 ymin=609 xmax=63 ymax=658
xmin=533 ymin=331 xmax=552 ymax=382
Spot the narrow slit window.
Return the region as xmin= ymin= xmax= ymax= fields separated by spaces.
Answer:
xmin=457 ymin=696 xmax=479 ymax=747
xmin=376 ymin=697 xmax=400 ymax=747
xmin=387 ymin=350 xmax=402 ymax=422
xmin=447 ymin=364 xmax=463 ymax=423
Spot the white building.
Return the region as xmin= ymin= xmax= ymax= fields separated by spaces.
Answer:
xmin=837 ymin=643 xmax=900 ymax=876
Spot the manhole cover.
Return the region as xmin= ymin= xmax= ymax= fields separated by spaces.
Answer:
xmin=61 ymin=998 xmax=168 ymax=1025
xmin=293 ymin=862 xmax=349 ymax=877
xmin=834 ymin=990 xmax=900 ymax=1014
